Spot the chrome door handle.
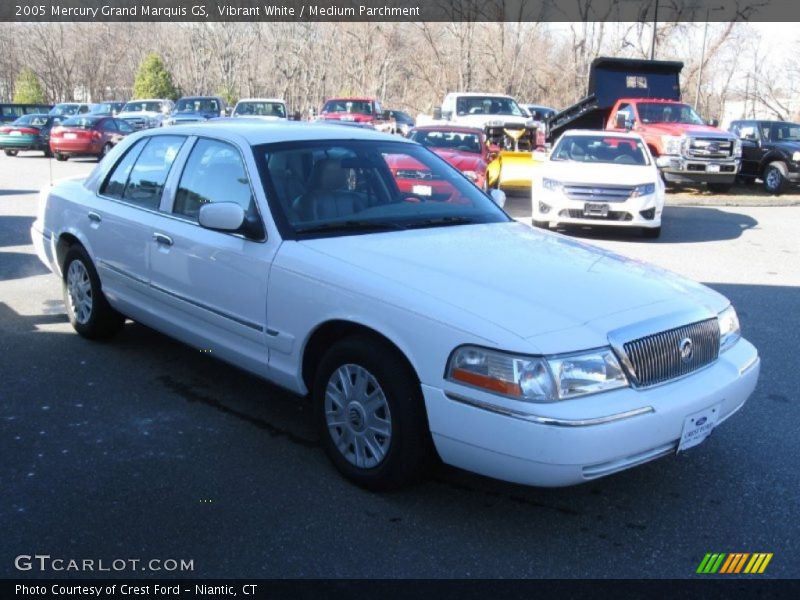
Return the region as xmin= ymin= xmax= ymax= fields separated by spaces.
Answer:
xmin=88 ymin=212 xmax=102 ymax=223
xmin=152 ymin=233 xmax=173 ymax=246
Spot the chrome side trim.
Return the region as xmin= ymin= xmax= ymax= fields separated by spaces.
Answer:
xmin=97 ymin=260 xmax=148 ymax=285
xmin=738 ymin=353 xmax=759 ymax=375
xmin=149 ymin=282 xmax=264 ymax=332
xmin=445 ymin=392 xmax=653 ymax=427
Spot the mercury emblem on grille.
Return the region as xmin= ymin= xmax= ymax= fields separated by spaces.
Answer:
xmin=679 ymin=337 xmax=693 ymax=363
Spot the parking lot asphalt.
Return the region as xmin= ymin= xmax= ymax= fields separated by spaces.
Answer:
xmin=1 ymin=152 xmax=799 ymax=579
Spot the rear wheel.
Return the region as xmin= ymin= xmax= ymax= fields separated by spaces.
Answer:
xmin=763 ymin=162 xmax=787 ymax=195
xmin=55 ymin=152 xmax=68 ymax=161
xmin=62 ymin=245 xmax=124 ymax=339
xmin=313 ymin=335 xmax=430 ymax=491
xmin=4 ymin=149 xmax=18 ymax=157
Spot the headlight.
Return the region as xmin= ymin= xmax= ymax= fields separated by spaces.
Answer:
xmin=792 ymin=151 xmax=800 ymax=162
xmin=462 ymin=170 xmax=478 ymax=182
xmin=630 ymin=183 xmax=656 ymax=197
xmin=662 ymin=135 xmax=683 ymax=156
xmin=446 ymin=345 xmax=628 ymax=403
xmin=542 ymin=177 xmax=563 ymax=192
xmin=718 ymin=305 xmax=741 ymax=353
xmin=734 ymin=138 xmax=743 ymax=158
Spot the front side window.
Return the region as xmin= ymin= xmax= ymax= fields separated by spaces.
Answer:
xmin=258 ymin=140 xmax=509 ymax=238
xmin=173 ymin=138 xmax=257 ymax=224
xmin=101 ymin=135 xmax=185 ymax=209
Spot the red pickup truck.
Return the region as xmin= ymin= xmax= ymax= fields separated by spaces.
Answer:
xmin=548 ymin=58 xmax=741 ymax=192
xmin=318 ymin=97 xmax=395 ymax=134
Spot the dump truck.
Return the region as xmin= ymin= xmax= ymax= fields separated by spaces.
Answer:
xmin=547 ymin=57 xmax=741 ymax=191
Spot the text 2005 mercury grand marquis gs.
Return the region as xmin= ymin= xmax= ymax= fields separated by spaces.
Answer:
xmin=31 ymin=121 xmax=760 ymax=490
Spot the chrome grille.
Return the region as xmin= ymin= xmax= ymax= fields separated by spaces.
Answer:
xmin=622 ymin=318 xmax=720 ymax=387
xmin=396 ymin=169 xmax=438 ymax=180
xmin=563 ymin=184 xmax=634 ymax=202
xmin=685 ymin=137 xmax=733 ymax=159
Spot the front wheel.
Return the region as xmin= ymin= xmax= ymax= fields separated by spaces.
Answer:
xmin=313 ymin=335 xmax=430 ymax=490
xmin=4 ymin=149 xmax=18 ymax=157
xmin=62 ymin=245 xmax=124 ymax=339
xmin=55 ymin=152 xmax=68 ymax=161
xmin=763 ymin=162 xmax=787 ymax=195
xmin=642 ymin=226 xmax=662 ymax=239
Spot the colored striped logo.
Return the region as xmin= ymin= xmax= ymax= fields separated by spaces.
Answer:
xmin=696 ymin=553 xmax=773 ymax=574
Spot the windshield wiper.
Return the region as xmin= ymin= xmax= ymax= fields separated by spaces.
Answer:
xmin=295 ymin=220 xmax=408 ymax=234
xmin=406 ymin=216 xmax=476 ymax=229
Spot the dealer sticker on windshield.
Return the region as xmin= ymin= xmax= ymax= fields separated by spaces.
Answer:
xmin=677 ymin=403 xmax=721 ymax=453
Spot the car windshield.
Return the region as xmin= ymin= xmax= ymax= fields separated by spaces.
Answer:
xmin=409 ymin=130 xmax=482 ymax=154
xmin=175 ymin=98 xmax=219 ymax=113
xmin=638 ymin=103 xmax=705 ymax=125
xmin=256 ymin=140 xmax=508 ymax=237
xmin=50 ymin=104 xmax=80 ymax=116
xmin=234 ymin=101 xmax=286 ymax=118
xmin=761 ymin=122 xmax=800 ymax=142
xmin=455 ymin=96 xmax=525 ymax=117
xmin=91 ymin=103 xmax=120 ymax=114
xmin=13 ymin=114 xmax=49 ymax=127
xmin=551 ymin=135 xmax=650 ymax=165
xmin=62 ymin=116 xmax=101 ymax=129
xmin=122 ymin=101 xmax=163 ymax=113
xmin=322 ymin=100 xmax=373 ymax=115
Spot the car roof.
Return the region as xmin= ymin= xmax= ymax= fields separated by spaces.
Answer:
xmin=235 ymin=98 xmax=286 ymax=104
xmin=447 ymin=92 xmax=514 ymax=98
xmin=124 ymin=99 xmax=169 ymax=103
xmin=324 ymin=97 xmax=376 ymax=102
xmin=135 ymin=119 xmax=415 ymax=145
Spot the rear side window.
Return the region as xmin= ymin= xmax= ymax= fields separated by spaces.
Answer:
xmin=101 ymin=136 xmax=185 ymax=209
xmin=173 ymin=138 xmax=256 ymax=222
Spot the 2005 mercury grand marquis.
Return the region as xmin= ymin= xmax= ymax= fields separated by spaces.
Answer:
xmin=31 ymin=121 xmax=760 ymax=490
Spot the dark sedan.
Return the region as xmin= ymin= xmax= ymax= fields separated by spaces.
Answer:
xmin=50 ymin=116 xmax=134 ymax=161
xmin=0 ymin=114 xmax=64 ymax=157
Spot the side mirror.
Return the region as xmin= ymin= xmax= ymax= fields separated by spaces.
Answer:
xmin=708 ymin=118 xmax=719 ymax=128
xmin=489 ymin=188 xmax=506 ymax=208
xmin=615 ymin=113 xmax=632 ymax=130
xmin=224 ymin=107 xmax=233 ymax=117
xmin=442 ymin=110 xmax=453 ymax=121
xmin=432 ymin=107 xmax=442 ymax=121
xmin=198 ymin=202 xmax=245 ymax=232
xmin=383 ymin=110 xmax=392 ymax=120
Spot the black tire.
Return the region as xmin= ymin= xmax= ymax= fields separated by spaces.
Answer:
xmin=4 ymin=149 xmax=18 ymax=157
xmin=43 ymin=147 xmax=53 ymax=158
xmin=642 ymin=226 xmax=661 ymax=239
xmin=313 ymin=335 xmax=430 ymax=491
xmin=55 ymin=152 xmax=68 ymax=162
xmin=532 ymin=219 xmax=549 ymax=229
xmin=763 ymin=162 xmax=787 ymax=195
xmin=62 ymin=245 xmax=124 ymax=340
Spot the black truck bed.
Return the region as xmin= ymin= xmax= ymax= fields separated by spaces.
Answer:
xmin=547 ymin=57 xmax=684 ymax=143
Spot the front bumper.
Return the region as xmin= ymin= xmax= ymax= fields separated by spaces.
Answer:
xmin=424 ymin=338 xmax=759 ymax=487
xmin=656 ymin=155 xmax=739 ymax=183
xmin=533 ymin=189 xmax=663 ymax=229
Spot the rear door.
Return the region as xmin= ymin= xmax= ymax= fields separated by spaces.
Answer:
xmin=86 ymin=135 xmax=188 ymax=311
xmin=147 ymin=136 xmax=279 ymax=375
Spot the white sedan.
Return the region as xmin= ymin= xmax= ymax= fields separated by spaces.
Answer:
xmin=32 ymin=122 xmax=759 ymax=489
xmin=533 ymin=130 xmax=665 ymax=237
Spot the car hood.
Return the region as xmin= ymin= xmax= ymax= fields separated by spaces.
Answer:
xmin=117 ymin=111 xmax=161 ymax=119
xmin=453 ymin=114 xmax=532 ymax=129
xmin=298 ymin=222 xmax=727 ymax=351
xmin=540 ymin=160 xmax=657 ymax=185
xmin=432 ymin=148 xmax=485 ymax=169
xmin=642 ymin=123 xmax=735 ymax=138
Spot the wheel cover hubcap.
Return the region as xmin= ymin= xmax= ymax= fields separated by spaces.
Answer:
xmin=66 ymin=260 xmax=92 ymax=325
xmin=324 ymin=364 xmax=392 ymax=469
xmin=767 ymin=169 xmax=780 ymax=189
